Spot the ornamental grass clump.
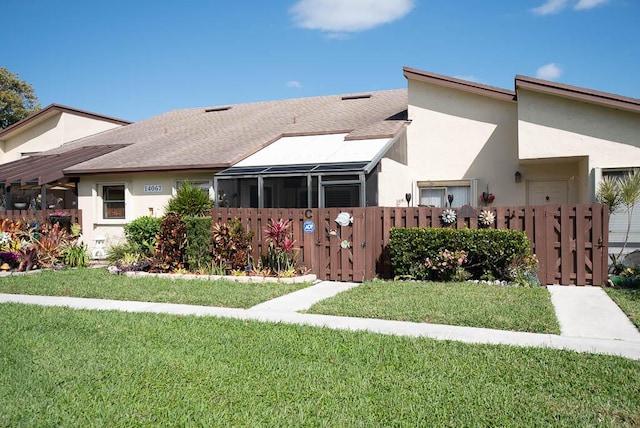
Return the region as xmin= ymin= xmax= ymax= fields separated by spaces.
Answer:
xmin=425 ymin=249 xmax=470 ymax=282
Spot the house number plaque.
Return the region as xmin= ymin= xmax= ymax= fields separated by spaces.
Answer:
xmin=143 ymin=184 xmax=163 ymax=193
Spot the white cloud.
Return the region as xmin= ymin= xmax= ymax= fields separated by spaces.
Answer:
xmin=532 ymin=0 xmax=569 ymax=15
xmin=286 ymin=80 xmax=303 ymax=88
xmin=532 ymin=0 xmax=611 ymax=15
xmin=536 ymin=63 xmax=563 ymax=80
xmin=574 ymin=0 xmax=610 ymax=10
xmin=290 ymin=0 xmax=415 ymax=33
xmin=454 ymin=75 xmax=482 ymax=83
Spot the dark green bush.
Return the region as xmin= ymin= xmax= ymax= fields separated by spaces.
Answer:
xmin=183 ymin=216 xmax=213 ymax=271
xmin=389 ymin=227 xmax=532 ymax=281
xmin=165 ymin=181 xmax=213 ymax=217
xmin=124 ymin=216 xmax=162 ymax=257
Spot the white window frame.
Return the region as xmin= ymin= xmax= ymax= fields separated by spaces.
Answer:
xmin=174 ymin=179 xmax=214 ymax=199
xmin=95 ymin=182 xmax=131 ymax=225
xmin=417 ymin=179 xmax=477 ymax=208
xmin=599 ymin=167 xmax=640 ymax=249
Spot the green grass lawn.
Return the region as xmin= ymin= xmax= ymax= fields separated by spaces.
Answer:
xmin=0 ymin=269 xmax=309 ymax=309
xmin=605 ymin=287 xmax=640 ymax=329
xmin=306 ymin=280 xmax=561 ymax=334
xmin=1 ymin=304 xmax=638 ymax=426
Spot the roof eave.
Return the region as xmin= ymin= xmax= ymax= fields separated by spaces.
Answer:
xmin=0 ymin=103 xmax=131 ymax=140
xmin=403 ymin=66 xmax=516 ymax=102
xmin=515 ymin=76 xmax=640 ymax=114
xmin=363 ymin=126 xmax=407 ymax=174
xmin=63 ymin=164 xmax=229 ymax=176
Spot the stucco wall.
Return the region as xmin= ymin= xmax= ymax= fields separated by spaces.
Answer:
xmin=377 ymin=157 xmax=412 ymax=206
xmin=518 ymin=89 xmax=640 ymax=172
xmin=0 ymin=112 xmax=124 ymax=164
xmin=1 ymin=115 xmax=63 ymax=163
xmin=405 ymin=79 xmax=523 ymax=206
xmin=60 ymin=112 xmax=123 ymax=145
xmin=78 ymin=172 xmax=214 ymax=255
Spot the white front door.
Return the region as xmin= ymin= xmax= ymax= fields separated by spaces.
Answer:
xmin=527 ymin=180 xmax=568 ymax=205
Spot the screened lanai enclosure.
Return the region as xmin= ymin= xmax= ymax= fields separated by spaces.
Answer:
xmin=214 ymin=132 xmax=404 ymax=208
xmin=215 ymin=163 xmax=379 ymax=208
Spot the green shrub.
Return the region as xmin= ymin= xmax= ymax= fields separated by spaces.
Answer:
xmin=165 ymin=181 xmax=213 ymax=217
xmin=183 ymin=216 xmax=213 ymax=271
xmin=106 ymin=241 xmax=145 ymax=263
xmin=124 ymin=216 xmax=162 ymax=257
xmin=62 ymin=243 xmax=89 ymax=268
xmin=389 ymin=227 xmax=532 ymax=281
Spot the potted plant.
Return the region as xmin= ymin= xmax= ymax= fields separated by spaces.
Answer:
xmin=49 ymin=211 xmax=72 ymax=232
xmin=480 ymin=185 xmax=495 ymax=204
xmin=11 ymin=191 xmax=28 ymax=210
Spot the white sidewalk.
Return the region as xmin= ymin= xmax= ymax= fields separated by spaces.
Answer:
xmin=2 ymin=282 xmax=640 ymax=360
xmin=547 ymin=285 xmax=640 ymax=341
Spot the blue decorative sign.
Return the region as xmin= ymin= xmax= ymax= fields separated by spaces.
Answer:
xmin=303 ymin=220 xmax=315 ymax=234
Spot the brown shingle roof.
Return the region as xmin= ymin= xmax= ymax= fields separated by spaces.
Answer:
xmin=0 ymin=145 xmax=127 ymax=185
xmin=59 ymin=89 xmax=408 ymax=174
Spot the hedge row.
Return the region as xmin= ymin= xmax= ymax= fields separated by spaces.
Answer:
xmin=389 ymin=227 xmax=531 ymax=281
xmin=183 ymin=216 xmax=213 ymax=270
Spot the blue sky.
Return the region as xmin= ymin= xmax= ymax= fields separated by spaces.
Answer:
xmin=5 ymin=0 xmax=639 ymax=121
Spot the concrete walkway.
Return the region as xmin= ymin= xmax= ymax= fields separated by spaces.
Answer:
xmin=1 ymin=281 xmax=640 ymax=360
xmin=548 ymin=285 xmax=640 ymax=341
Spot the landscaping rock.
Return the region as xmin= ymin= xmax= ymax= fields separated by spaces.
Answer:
xmin=622 ymin=250 xmax=640 ymax=268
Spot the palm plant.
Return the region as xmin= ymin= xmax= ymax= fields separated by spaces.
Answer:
xmin=617 ymin=171 xmax=640 ymax=257
xmin=165 ymin=181 xmax=213 ymax=217
xmin=596 ymin=170 xmax=640 ymax=262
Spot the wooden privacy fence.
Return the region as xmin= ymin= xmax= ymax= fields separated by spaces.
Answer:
xmin=211 ymin=204 xmax=609 ymax=286
xmin=0 ymin=209 xmax=83 ymax=229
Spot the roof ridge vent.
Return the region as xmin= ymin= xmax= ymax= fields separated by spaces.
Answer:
xmin=205 ymin=106 xmax=232 ymax=113
xmin=341 ymin=94 xmax=372 ymax=101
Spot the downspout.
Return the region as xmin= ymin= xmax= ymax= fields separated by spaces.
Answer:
xmin=213 ymin=176 xmax=219 ymax=208
xmin=359 ymin=172 xmax=366 ymax=207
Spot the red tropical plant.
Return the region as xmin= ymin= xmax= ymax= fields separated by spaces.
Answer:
xmin=262 ymin=218 xmax=298 ymax=275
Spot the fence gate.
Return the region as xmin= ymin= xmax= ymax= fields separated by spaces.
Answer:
xmin=310 ymin=208 xmax=367 ymax=282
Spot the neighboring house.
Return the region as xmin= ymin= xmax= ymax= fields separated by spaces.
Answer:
xmin=0 ymin=104 xmax=130 ymax=210
xmin=392 ymin=67 xmax=640 ymax=254
xmin=0 ymin=104 xmax=130 ymax=164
